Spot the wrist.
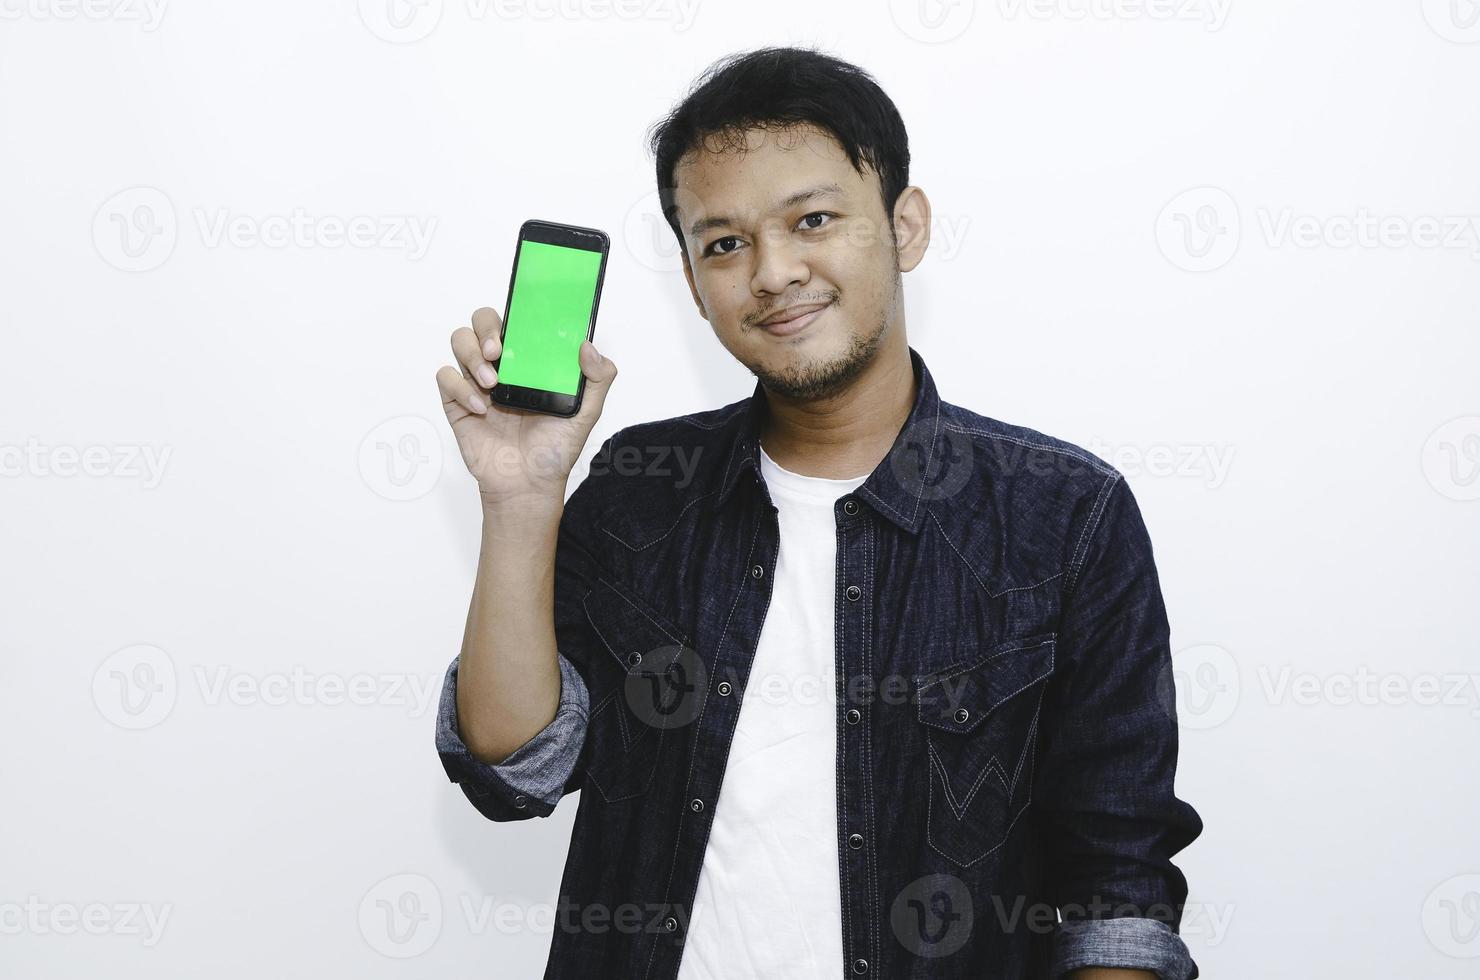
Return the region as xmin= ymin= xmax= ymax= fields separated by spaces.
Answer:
xmin=478 ymin=488 xmax=565 ymax=524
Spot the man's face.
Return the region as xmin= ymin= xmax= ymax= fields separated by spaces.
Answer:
xmin=674 ymin=123 xmax=905 ymax=401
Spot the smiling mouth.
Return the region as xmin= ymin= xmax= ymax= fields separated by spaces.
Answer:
xmin=758 ymin=302 xmax=831 ymax=336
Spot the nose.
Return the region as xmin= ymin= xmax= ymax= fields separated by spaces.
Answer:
xmin=750 ymin=223 xmax=809 ymax=297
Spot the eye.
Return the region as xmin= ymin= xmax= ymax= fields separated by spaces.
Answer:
xmin=703 ymin=235 xmax=743 ymax=258
xmin=798 ymin=211 xmax=837 ymax=231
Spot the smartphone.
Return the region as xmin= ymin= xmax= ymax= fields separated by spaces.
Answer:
xmin=490 ymin=219 xmax=610 ymax=417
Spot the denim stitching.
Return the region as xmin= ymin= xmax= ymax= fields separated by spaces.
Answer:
xmin=835 ymin=511 xmax=854 ymax=970
xmin=588 ymin=576 xmax=690 ymax=651
xmin=599 ymin=489 xmax=720 ymax=553
xmin=865 ymin=520 xmax=880 ymax=971
xmin=925 ymin=508 xmax=1067 ymax=597
xmin=921 ymin=650 xmax=1052 ymax=866
xmin=1063 ymin=473 xmax=1121 ymax=601
xmin=926 ymin=744 xmax=1039 ymax=868
xmin=916 ymin=636 xmax=1056 ymax=698
xmin=942 ymin=424 xmax=1117 ymax=480
xmin=643 ymin=506 xmax=766 ymax=980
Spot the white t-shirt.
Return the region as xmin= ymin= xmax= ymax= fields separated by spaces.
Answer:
xmin=676 ymin=444 xmax=870 ymax=980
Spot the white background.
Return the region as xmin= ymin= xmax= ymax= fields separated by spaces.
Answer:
xmin=2 ymin=1 xmax=1478 ymax=977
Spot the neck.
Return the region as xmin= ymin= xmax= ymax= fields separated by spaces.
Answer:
xmin=758 ymin=335 xmax=917 ymax=480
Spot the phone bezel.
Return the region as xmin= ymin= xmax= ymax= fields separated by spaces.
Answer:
xmin=491 ymin=218 xmax=610 ymax=418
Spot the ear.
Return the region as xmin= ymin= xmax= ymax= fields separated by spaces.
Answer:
xmin=680 ymin=244 xmax=709 ymax=322
xmin=891 ymin=186 xmax=932 ymax=274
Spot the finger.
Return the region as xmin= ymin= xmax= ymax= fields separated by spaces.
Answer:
xmin=451 ymin=327 xmax=497 ymax=389
xmin=471 ymin=307 xmax=504 ymax=361
xmin=572 ymin=340 xmax=617 ymax=423
xmin=436 ymin=364 xmax=488 ymax=416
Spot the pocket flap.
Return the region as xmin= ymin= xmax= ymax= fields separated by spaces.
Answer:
xmin=915 ymin=635 xmax=1056 ymax=734
xmin=583 ymin=577 xmax=691 ymax=675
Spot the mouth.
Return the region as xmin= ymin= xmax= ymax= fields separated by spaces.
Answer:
xmin=758 ymin=302 xmax=831 ymax=337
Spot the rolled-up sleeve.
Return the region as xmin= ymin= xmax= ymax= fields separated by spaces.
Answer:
xmin=435 ymin=649 xmax=589 ymax=821
xmin=1037 ymin=472 xmax=1205 ymax=980
xmin=1050 ymin=917 xmax=1197 ymax=979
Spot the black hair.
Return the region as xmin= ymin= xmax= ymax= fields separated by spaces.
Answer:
xmin=646 ymin=45 xmax=911 ymax=257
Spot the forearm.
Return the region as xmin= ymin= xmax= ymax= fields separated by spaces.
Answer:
xmin=454 ymin=494 xmax=566 ymax=763
xmin=1068 ymin=970 xmax=1157 ymax=980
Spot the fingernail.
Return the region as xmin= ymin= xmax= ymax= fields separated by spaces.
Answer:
xmin=482 ymin=338 xmax=497 ymax=358
xmin=469 ymin=395 xmax=487 ymax=413
xmin=477 ymin=365 xmax=496 ymax=387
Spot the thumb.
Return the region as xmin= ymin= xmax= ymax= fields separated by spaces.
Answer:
xmin=575 ymin=340 xmax=617 ymax=418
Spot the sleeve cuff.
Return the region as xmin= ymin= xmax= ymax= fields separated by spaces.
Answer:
xmin=1050 ymin=916 xmax=1198 ymax=980
xmin=434 ymin=652 xmax=589 ymax=818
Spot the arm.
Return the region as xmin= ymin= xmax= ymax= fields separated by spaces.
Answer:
xmin=1037 ymin=474 xmax=1205 ymax=980
xmin=431 ymin=306 xmax=620 ymax=821
xmin=434 ymin=444 xmax=615 ymax=822
xmin=454 ymin=495 xmax=568 ymax=766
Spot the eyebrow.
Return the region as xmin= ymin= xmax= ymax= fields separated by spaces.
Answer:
xmin=687 ymin=182 xmax=847 ymax=239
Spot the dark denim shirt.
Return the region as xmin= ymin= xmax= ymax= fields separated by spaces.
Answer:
xmin=436 ymin=346 xmax=1203 ymax=979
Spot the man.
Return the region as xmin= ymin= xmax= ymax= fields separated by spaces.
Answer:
xmin=433 ymin=45 xmax=1202 ymax=979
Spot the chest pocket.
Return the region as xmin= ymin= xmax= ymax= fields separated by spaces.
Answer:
xmin=915 ymin=634 xmax=1056 ymax=867
xmin=581 ymin=578 xmax=698 ymax=803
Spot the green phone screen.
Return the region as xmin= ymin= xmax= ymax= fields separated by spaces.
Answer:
xmin=500 ymin=240 xmax=604 ymax=396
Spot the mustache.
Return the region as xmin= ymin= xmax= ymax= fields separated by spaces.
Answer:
xmin=748 ymin=291 xmax=839 ymax=327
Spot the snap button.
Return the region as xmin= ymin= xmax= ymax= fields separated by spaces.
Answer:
xmin=848 ymin=833 xmax=863 ymax=849
xmin=845 ymin=584 xmax=861 ymax=601
xmin=717 ymin=681 xmax=732 ymax=696
xmin=751 ymin=564 xmax=765 ymax=579
xmin=626 ymin=651 xmax=642 ymax=668
xmin=954 ymin=707 xmax=970 ymax=724
xmin=852 ymin=957 xmax=869 ymax=974
xmin=842 ymin=498 xmax=858 ymax=515
xmin=664 ymin=916 xmax=678 ymax=932
xmin=845 ymin=708 xmax=861 ymax=724
xmin=690 ymin=798 xmax=704 ymax=812
xmin=513 ymin=795 xmax=527 ymax=809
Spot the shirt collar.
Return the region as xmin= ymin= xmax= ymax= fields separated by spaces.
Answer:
xmin=710 ymin=345 xmax=944 ymax=535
